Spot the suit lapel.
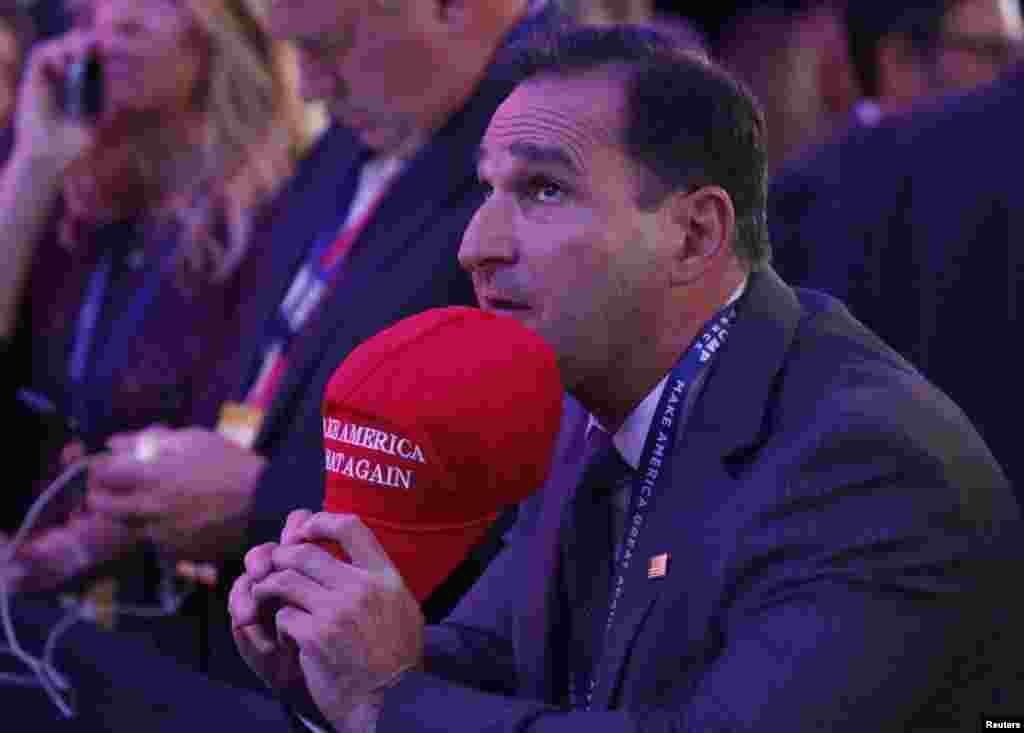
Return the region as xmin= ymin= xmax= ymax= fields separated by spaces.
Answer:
xmin=590 ymin=267 xmax=804 ymax=709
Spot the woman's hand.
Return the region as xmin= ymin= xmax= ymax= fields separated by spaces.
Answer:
xmin=11 ymin=30 xmax=97 ymax=174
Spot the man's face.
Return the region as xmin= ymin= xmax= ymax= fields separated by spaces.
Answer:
xmin=935 ymin=0 xmax=1023 ymax=90
xmin=459 ymin=73 xmax=674 ymax=391
xmin=266 ymin=0 xmax=442 ymax=153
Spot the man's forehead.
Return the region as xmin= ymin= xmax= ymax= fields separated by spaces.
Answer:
xmin=479 ymin=76 xmax=627 ymax=171
xmin=477 ymin=139 xmax=584 ymax=176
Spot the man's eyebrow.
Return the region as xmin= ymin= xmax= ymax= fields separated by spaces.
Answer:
xmin=475 ymin=142 xmax=582 ymax=175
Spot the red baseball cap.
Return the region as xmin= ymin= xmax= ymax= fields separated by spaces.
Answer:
xmin=320 ymin=306 xmax=563 ymax=602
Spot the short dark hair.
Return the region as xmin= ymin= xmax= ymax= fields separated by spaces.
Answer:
xmin=844 ymin=0 xmax=960 ymax=98
xmin=506 ymin=24 xmax=771 ymax=269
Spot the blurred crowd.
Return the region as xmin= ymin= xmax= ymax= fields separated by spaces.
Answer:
xmin=0 ymin=0 xmax=1021 ymax=720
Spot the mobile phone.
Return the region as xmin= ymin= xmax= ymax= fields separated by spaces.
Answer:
xmin=62 ymin=48 xmax=104 ymax=122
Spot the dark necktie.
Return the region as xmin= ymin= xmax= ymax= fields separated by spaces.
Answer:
xmin=562 ymin=426 xmax=635 ymax=708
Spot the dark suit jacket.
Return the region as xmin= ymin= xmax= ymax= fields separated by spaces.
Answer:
xmin=769 ymin=63 xmax=1024 ymax=499
xmin=377 ymin=268 xmax=1021 ymax=731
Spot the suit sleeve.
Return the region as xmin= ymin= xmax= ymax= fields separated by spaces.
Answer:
xmin=377 ymin=388 xmax=1019 ymax=733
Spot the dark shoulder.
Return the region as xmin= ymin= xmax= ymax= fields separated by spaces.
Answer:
xmin=765 ymin=289 xmax=1010 ymax=500
xmin=767 ymin=121 xmax=902 ymax=282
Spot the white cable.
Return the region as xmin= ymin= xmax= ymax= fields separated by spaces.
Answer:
xmin=0 ymin=458 xmax=91 ymax=717
xmin=0 ymin=455 xmax=199 ymax=718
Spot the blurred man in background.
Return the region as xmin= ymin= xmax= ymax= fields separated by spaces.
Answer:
xmin=709 ymin=0 xmax=1021 ymax=172
xmin=714 ymin=1 xmax=855 ymax=173
xmin=844 ymin=0 xmax=1022 ymax=122
xmin=770 ymin=60 xmax=1024 ymax=504
xmin=771 ymin=1 xmax=1022 ymax=280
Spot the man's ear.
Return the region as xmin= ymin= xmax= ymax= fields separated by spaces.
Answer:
xmin=819 ymin=37 xmax=858 ymax=118
xmin=668 ymin=186 xmax=736 ymax=285
xmin=875 ymin=34 xmax=931 ymax=111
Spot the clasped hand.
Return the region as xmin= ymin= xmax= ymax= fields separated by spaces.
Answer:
xmin=228 ymin=510 xmax=423 ymax=733
xmin=86 ymin=425 xmax=267 ymax=562
xmin=3 ymin=425 xmax=265 ymax=592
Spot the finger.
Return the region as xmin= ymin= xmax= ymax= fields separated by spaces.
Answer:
xmin=232 ymin=620 xmax=278 ymax=657
xmin=9 ymin=527 xmax=93 ymax=591
xmin=15 ymin=525 xmax=93 ymax=568
xmin=106 ymin=433 xmax=139 ymax=454
xmin=87 ymin=450 xmax=162 ymax=493
xmin=0 ymin=561 xmax=26 ymax=591
xmin=280 ymin=509 xmax=315 ymax=545
xmin=228 ymin=573 xmax=261 ymax=628
xmin=85 ymin=487 xmax=160 ymax=523
xmin=243 ymin=542 xmax=278 ymax=579
xmin=296 ymin=513 xmax=398 ymax=576
xmin=61 ymin=441 xmax=87 ymax=466
xmin=251 ymin=568 xmax=328 ymax=615
xmin=106 ymin=425 xmax=173 ymax=455
xmin=274 ymin=604 xmax=315 ymax=649
xmin=133 ymin=426 xmax=178 ymax=461
xmin=270 ymin=541 xmax=351 ymax=589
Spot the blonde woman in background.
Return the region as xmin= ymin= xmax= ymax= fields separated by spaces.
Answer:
xmin=0 ymin=0 xmax=305 ymax=601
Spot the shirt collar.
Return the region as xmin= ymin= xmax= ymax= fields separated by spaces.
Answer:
xmin=586 ymin=278 xmax=748 ymax=469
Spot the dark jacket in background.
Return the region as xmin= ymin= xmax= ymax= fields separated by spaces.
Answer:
xmin=769 ymin=62 xmax=1024 ymax=500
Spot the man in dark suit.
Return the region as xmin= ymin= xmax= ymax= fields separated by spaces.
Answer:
xmin=230 ymin=25 xmax=1021 ymax=732
xmin=5 ymin=0 xmax=568 ymax=691
xmin=770 ymin=1 xmax=1022 ymax=292
xmin=770 ymin=61 xmax=1024 ymax=501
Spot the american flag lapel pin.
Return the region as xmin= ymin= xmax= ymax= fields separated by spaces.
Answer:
xmin=647 ymin=553 xmax=669 ymax=579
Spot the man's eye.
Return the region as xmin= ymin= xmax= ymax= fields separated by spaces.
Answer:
xmin=528 ymin=179 xmax=565 ymax=204
xmin=479 ymin=181 xmax=494 ymax=199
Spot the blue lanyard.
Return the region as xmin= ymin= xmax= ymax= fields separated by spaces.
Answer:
xmin=66 ymin=234 xmax=172 ymax=440
xmin=67 ymin=252 xmax=113 ymax=386
xmin=573 ymin=302 xmax=739 ymax=710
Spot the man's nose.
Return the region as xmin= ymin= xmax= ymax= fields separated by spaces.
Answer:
xmin=458 ymin=196 xmax=517 ymax=274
